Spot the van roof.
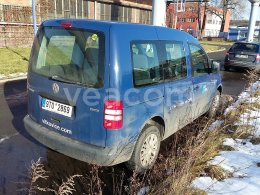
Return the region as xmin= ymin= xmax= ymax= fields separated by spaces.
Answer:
xmin=42 ymin=19 xmax=199 ymax=44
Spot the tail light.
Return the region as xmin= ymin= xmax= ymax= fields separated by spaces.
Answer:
xmin=104 ymin=100 xmax=123 ymax=129
xmin=256 ymin=54 xmax=260 ymax=61
xmin=225 ymin=52 xmax=229 ymax=57
xmin=61 ymin=22 xmax=72 ymax=28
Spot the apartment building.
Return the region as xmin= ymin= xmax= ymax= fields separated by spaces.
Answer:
xmin=167 ymin=2 xmax=231 ymax=37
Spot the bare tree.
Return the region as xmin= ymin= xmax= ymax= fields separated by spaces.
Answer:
xmin=210 ymin=0 xmax=246 ymax=32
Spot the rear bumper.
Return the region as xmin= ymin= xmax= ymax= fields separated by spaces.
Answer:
xmin=225 ymin=60 xmax=260 ymax=70
xmin=24 ymin=115 xmax=133 ymax=166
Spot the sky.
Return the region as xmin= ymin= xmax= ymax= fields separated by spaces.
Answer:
xmin=243 ymin=1 xmax=260 ymax=20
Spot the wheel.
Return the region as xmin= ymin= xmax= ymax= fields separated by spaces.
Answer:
xmin=126 ymin=124 xmax=161 ymax=173
xmin=208 ymin=91 xmax=221 ymax=118
xmin=224 ymin=65 xmax=230 ymax=71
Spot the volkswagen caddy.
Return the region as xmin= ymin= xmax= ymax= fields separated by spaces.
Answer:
xmin=24 ymin=19 xmax=222 ymax=172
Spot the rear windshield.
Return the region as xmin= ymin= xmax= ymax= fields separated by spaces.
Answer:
xmin=230 ymin=43 xmax=259 ymax=53
xmin=30 ymin=27 xmax=105 ymax=88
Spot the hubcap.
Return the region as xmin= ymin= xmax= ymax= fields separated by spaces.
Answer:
xmin=140 ymin=134 xmax=158 ymax=167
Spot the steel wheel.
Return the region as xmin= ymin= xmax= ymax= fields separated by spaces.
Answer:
xmin=126 ymin=124 xmax=161 ymax=173
xmin=140 ymin=133 xmax=159 ymax=167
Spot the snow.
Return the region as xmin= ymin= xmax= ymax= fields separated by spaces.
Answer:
xmin=192 ymin=80 xmax=260 ymax=194
xmin=137 ymin=187 xmax=150 ymax=195
xmin=208 ymin=120 xmax=224 ymax=131
xmin=224 ymin=80 xmax=260 ymax=115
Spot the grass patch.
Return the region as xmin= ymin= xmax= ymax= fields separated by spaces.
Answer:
xmin=200 ymin=40 xmax=234 ymax=46
xmin=0 ymin=47 xmax=31 ymax=75
xmin=220 ymin=145 xmax=236 ymax=151
xmin=204 ymin=165 xmax=232 ymax=181
xmin=201 ymin=44 xmax=224 ymax=53
xmin=250 ymin=137 xmax=260 ymax=145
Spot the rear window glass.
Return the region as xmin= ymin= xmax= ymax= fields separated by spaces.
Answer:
xmin=30 ymin=27 xmax=105 ymax=88
xmin=230 ymin=43 xmax=259 ymax=53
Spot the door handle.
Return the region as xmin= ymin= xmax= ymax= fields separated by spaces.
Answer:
xmin=194 ymin=85 xmax=200 ymax=90
xmin=186 ymin=98 xmax=192 ymax=104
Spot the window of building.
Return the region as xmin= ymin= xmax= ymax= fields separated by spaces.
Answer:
xmin=77 ymin=0 xmax=83 ymax=17
xmin=181 ymin=18 xmax=186 ymax=22
xmin=100 ymin=3 xmax=111 ymax=20
xmin=70 ymin=0 xmax=76 ymax=17
xmin=189 ymin=44 xmax=209 ymax=76
xmin=131 ymin=41 xmax=162 ymax=87
xmin=83 ymin=0 xmax=88 ymax=18
xmin=56 ymin=0 xmax=63 ymax=15
xmin=163 ymin=42 xmax=187 ymax=81
xmin=188 ymin=18 xmax=195 ymax=23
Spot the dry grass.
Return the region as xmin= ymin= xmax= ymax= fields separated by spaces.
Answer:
xmin=23 ymin=158 xmax=82 ymax=195
xmin=204 ymin=165 xmax=232 ymax=181
xmin=23 ymin=70 xmax=260 ymax=194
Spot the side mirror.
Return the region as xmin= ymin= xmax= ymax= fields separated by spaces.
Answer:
xmin=209 ymin=60 xmax=221 ymax=73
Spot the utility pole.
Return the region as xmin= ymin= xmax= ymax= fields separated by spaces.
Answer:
xmin=247 ymin=0 xmax=260 ymax=42
xmin=152 ymin=0 xmax=167 ymax=26
xmin=32 ymin=0 xmax=37 ymax=36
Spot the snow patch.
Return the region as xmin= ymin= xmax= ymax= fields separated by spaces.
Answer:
xmin=192 ymin=79 xmax=260 ymax=194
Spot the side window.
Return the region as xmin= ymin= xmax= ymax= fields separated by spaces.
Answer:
xmin=189 ymin=44 xmax=209 ymax=76
xmin=131 ymin=42 xmax=163 ymax=87
xmin=163 ymin=42 xmax=187 ymax=81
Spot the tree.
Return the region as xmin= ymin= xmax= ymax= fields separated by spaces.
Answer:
xmin=209 ymin=0 xmax=246 ymax=32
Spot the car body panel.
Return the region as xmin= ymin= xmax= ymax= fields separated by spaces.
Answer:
xmin=25 ymin=19 xmax=222 ymax=166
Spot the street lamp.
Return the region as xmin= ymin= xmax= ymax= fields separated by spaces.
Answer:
xmin=247 ymin=0 xmax=260 ymax=42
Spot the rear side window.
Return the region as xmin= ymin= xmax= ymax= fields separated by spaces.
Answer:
xmin=31 ymin=27 xmax=105 ymax=88
xmin=131 ymin=42 xmax=163 ymax=87
xmin=230 ymin=43 xmax=259 ymax=53
xmin=189 ymin=44 xmax=209 ymax=76
xmin=162 ymin=42 xmax=187 ymax=81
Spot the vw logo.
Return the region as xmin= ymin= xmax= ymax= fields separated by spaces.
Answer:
xmin=52 ymin=83 xmax=60 ymax=94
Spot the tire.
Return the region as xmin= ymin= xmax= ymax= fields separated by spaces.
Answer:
xmin=224 ymin=66 xmax=230 ymax=71
xmin=208 ymin=91 xmax=221 ymax=118
xmin=126 ymin=124 xmax=161 ymax=173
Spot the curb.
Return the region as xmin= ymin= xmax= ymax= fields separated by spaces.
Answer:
xmin=207 ymin=47 xmax=226 ymax=54
xmin=0 ymin=76 xmax=27 ymax=84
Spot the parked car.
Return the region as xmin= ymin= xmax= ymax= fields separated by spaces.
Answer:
xmin=224 ymin=42 xmax=260 ymax=71
xmin=24 ymin=19 xmax=222 ymax=173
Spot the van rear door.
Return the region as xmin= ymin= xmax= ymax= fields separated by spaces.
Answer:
xmin=28 ymin=23 xmax=108 ymax=147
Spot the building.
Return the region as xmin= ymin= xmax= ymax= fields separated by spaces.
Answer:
xmin=0 ymin=0 xmax=153 ymax=24
xmin=166 ymin=2 xmax=231 ymax=37
xmin=0 ymin=0 xmax=153 ymax=47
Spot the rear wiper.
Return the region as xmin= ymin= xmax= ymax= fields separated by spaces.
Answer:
xmin=49 ymin=75 xmax=82 ymax=85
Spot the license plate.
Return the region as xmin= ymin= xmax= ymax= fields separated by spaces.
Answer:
xmin=236 ymin=54 xmax=248 ymax=58
xmin=41 ymin=98 xmax=73 ymax=117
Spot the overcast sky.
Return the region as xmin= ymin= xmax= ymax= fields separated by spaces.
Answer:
xmin=243 ymin=1 xmax=260 ymax=20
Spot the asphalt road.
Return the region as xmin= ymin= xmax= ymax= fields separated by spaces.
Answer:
xmin=208 ymin=45 xmax=249 ymax=96
xmin=0 ymin=46 xmax=251 ymax=194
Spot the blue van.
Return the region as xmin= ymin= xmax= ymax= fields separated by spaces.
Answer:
xmin=24 ymin=19 xmax=222 ymax=172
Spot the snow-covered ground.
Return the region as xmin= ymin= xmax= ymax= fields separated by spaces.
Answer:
xmin=192 ymin=80 xmax=260 ymax=195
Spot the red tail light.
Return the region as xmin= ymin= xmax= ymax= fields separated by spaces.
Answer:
xmin=256 ymin=54 xmax=260 ymax=61
xmin=104 ymin=100 xmax=123 ymax=129
xmin=61 ymin=22 xmax=72 ymax=28
xmin=225 ymin=52 xmax=229 ymax=56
